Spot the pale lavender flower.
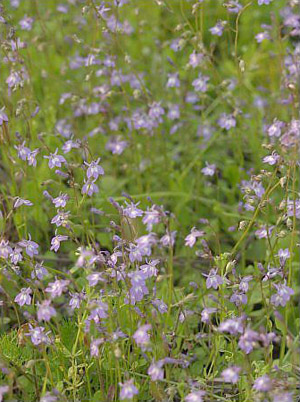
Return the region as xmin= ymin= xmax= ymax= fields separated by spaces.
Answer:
xmin=140 ymin=259 xmax=159 ymax=278
xmin=69 ymin=292 xmax=83 ymax=310
xmin=253 ymin=375 xmax=272 ymax=392
xmin=224 ymin=1 xmax=242 ymax=13
xmin=119 ymin=379 xmax=138 ymax=400
xmin=255 ymin=225 xmax=274 ymax=239
xmin=210 ymin=21 xmax=225 ymax=36
xmin=271 ymin=282 xmax=294 ymax=307
xmin=185 ymin=227 xmax=204 ymax=247
xmin=50 ymin=235 xmax=68 ymax=252
xmin=85 ymin=158 xmax=104 ymax=180
xmin=40 ymin=391 xmax=59 ymax=402
xmin=90 ymin=338 xmax=104 ymax=357
xmin=230 ymin=292 xmax=247 ymax=306
xmin=276 ymin=248 xmax=290 ymax=266
xmin=258 ymin=0 xmax=272 ymax=4
xmin=44 ymin=149 xmax=66 ymax=169
xmin=133 ymin=324 xmax=151 ymax=349
xmin=255 ymin=31 xmax=271 ymax=43
xmin=189 ymin=51 xmax=203 ymax=68
xmin=45 ymin=279 xmax=70 ymax=299
xmin=167 ymin=104 xmax=180 ymax=120
xmin=27 ymin=325 xmax=51 ymax=346
xmin=106 ymin=136 xmax=128 ymax=155
xmin=267 ymin=119 xmax=284 ymax=137
xmin=62 ymin=139 xmax=80 ymax=154
xmin=89 ymin=302 xmax=109 ymax=322
xmin=218 ymin=113 xmax=236 ymax=130
xmin=19 ymin=15 xmax=34 ymax=30
xmin=221 ymin=366 xmax=241 ymax=383
xmin=13 ymin=197 xmax=33 ymax=208
xmin=238 ymin=329 xmax=259 ymax=354
xmin=201 ymin=307 xmax=217 ymax=324
xmin=27 ymin=149 xmax=39 ymax=167
xmin=31 ymin=262 xmax=49 ymax=280
xmin=18 ymin=236 xmax=39 ymax=258
xmin=123 ymin=201 xmax=143 ymax=219
xmin=192 ymin=73 xmax=209 ymax=92
xmin=0 ymin=108 xmax=8 ymax=126
xmin=160 ymin=231 xmax=176 ymax=247
xmin=286 ymin=199 xmax=300 ymax=219
xmin=142 ymin=205 xmax=161 ymax=231
xmin=10 ymin=247 xmax=23 ymax=264
xmin=219 ymin=317 xmax=244 ymax=335
xmin=149 ymin=102 xmax=165 ymax=120
xmin=51 ymin=211 xmax=70 ymax=227
xmin=81 ymin=179 xmax=99 ymax=196
xmin=87 ymin=272 xmax=106 ymax=287
xmin=15 ymin=141 xmax=30 ymax=160
xmin=0 ymin=386 xmax=9 ymax=402
xmin=204 ymin=268 xmax=223 ymax=290
xmin=37 ymin=300 xmax=57 ymax=321
xmin=52 ymin=193 xmax=69 ymax=208
xmin=14 ymin=287 xmax=32 ymax=306
xmin=0 ymin=240 xmax=12 ymax=259
xmin=239 ymin=276 xmax=252 ymax=292
xmin=201 ymin=162 xmax=216 ymax=176
xmin=263 ymin=152 xmax=280 ymax=165
xmin=185 ymin=390 xmax=206 ymax=402
xmin=148 ymin=360 xmax=164 ymax=381
xmin=152 ymin=298 xmax=168 ymax=314
xmin=272 ymin=392 xmax=293 ymax=402
xmin=166 ymin=73 xmax=180 ymax=88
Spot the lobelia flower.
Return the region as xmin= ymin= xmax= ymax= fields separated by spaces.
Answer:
xmin=133 ymin=324 xmax=151 ymax=350
xmin=14 ymin=287 xmax=32 ymax=306
xmin=204 ymin=268 xmax=223 ymax=290
xmin=189 ymin=51 xmax=203 ymax=68
xmin=44 ymin=149 xmax=66 ymax=169
xmin=81 ymin=179 xmax=99 ymax=196
xmin=210 ymin=21 xmax=225 ymax=36
xmin=224 ymin=1 xmax=243 ymax=13
xmin=272 ymin=392 xmax=293 ymax=402
xmin=13 ymin=197 xmax=33 ymax=208
xmin=89 ymin=301 xmax=109 ymax=322
xmin=122 ymin=201 xmax=143 ymax=218
xmin=10 ymin=247 xmax=23 ymax=265
xmin=267 ymin=119 xmax=284 ymax=137
xmin=37 ymin=300 xmax=57 ymax=321
xmin=166 ymin=73 xmax=180 ymax=88
xmin=87 ymin=272 xmax=106 ymax=286
xmin=201 ymin=162 xmax=216 ymax=176
xmin=148 ymin=360 xmax=164 ymax=381
xmin=253 ymin=375 xmax=273 ymax=392
xmin=160 ymin=231 xmax=176 ymax=247
xmin=19 ymin=15 xmax=34 ymax=30
xmin=230 ymin=291 xmax=247 ymax=306
xmin=192 ymin=73 xmax=209 ymax=92
xmin=106 ymin=136 xmax=128 ymax=155
xmin=62 ymin=139 xmax=80 ymax=154
xmin=271 ymin=281 xmax=294 ymax=307
xmin=90 ymin=338 xmax=104 ymax=357
xmin=52 ymin=193 xmax=69 ymax=208
xmin=15 ymin=141 xmax=30 ymax=160
xmin=218 ymin=113 xmax=236 ymax=130
xmin=218 ymin=317 xmax=244 ymax=335
xmin=84 ymin=158 xmax=104 ymax=180
xmin=27 ymin=149 xmax=39 ymax=167
xmin=185 ymin=390 xmax=206 ymax=402
xmin=168 ymin=104 xmax=180 ymax=120
xmin=239 ymin=275 xmax=253 ymax=292
xmin=140 ymin=259 xmax=159 ymax=278
xmin=221 ymin=366 xmax=241 ymax=383
xmin=51 ymin=211 xmax=70 ymax=227
xmin=201 ymin=307 xmax=217 ymax=324
xmin=18 ymin=235 xmax=39 ymax=258
xmin=185 ymin=227 xmax=204 ymax=247
xmin=119 ymin=379 xmax=138 ymax=400
xmin=262 ymin=152 xmax=280 ymax=165
xmin=0 ymin=240 xmax=12 ymax=259
xmin=31 ymin=262 xmax=49 ymax=280
xmin=276 ymin=248 xmax=290 ymax=266
xmin=258 ymin=0 xmax=272 ymax=4
xmin=45 ymin=279 xmax=70 ymax=299
xmin=40 ymin=391 xmax=59 ymax=402
xmin=26 ymin=325 xmax=51 ymax=346
xmin=50 ymin=234 xmax=68 ymax=252
xmin=142 ymin=205 xmax=161 ymax=231
xmin=69 ymin=292 xmax=84 ymax=310
xmin=286 ymin=198 xmax=300 ymax=219
xmin=148 ymin=102 xmax=165 ymax=121
xmin=152 ymin=298 xmax=168 ymax=314
xmin=0 ymin=386 xmax=9 ymax=401
xmin=255 ymin=225 xmax=274 ymax=239
xmin=255 ymin=31 xmax=271 ymax=43
xmin=0 ymin=108 xmax=9 ymax=125
xmin=238 ymin=329 xmax=259 ymax=354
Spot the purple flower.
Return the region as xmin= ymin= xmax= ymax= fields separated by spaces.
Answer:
xmin=272 ymin=392 xmax=293 ymax=402
xmin=267 ymin=119 xmax=284 ymax=137
xmin=81 ymin=179 xmax=99 ymax=196
xmin=192 ymin=73 xmax=209 ymax=92
xmin=201 ymin=162 xmax=216 ymax=176
xmin=119 ymin=379 xmax=138 ymax=400
xmin=0 ymin=386 xmax=9 ymax=402
xmin=50 ymin=235 xmax=68 ymax=252
xmin=218 ymin=113 xmax=236 ymax=130
xmin=142 ymin=205 xmax=161 ymax=231
xmin=45 ymin=279 xmax=70 ymax=299
xmin=286 ymin=198 xmax=300 ymax=219
xmin=238 ymin=329 xmax=259 ymax=354
xmin=85 ymin=158 xmax=104 ymax=180
xmin=149 ymin=102 xmax=165 ymax=120
xmin=52 ymin=193 xmax=69 ymax=208
xmin=253 ymin=375 xmax=272 ymax=392
xmin=140 ymin=259 xmax=160 ymax=278
xmin=69 ymin=292 xmax=83 ymax=310
xmin=258 ymin=0 xmax=272 ymax=4
xmin=14 ymin=287 xmax=32 ymax=306
xmin=189 ymin=51 xmax=203 ymax=68
xmin=27 ymin=149 xmax=39 ymax=167
xmin=255 ymin=31 xmax=271 ymax=43
xmin=87 ymin=272 xmax=106 ymax=286
xmin=0 ymin=108 xmax=8 ymax=126
xmin=44 ymin=149 xmax=66 ymax=169
xmin=167 ymin=104 xmax=180 ymax=120
xmin=255 ymin=225 xmax=274 ymax=239
xmin=224 ymin=1 xmax=243 ymax=14
xmin=148 ymin=360 xmax=164 ymax=381
xmin=37 ymin=300 xmax=57 ymax=321
xmin=31 ymin=262 xmax=49 ymax=280
xmin=204 ymin=268 xmax=223 ymax=290
xmin=51 ymin=211 xmax=70 ymax=227
xmin=276 ymin=248 xmax=290 ymax=266
xmin=106 ymin=136 xmax=128 ymax=155
xmin=0 ymin=240 xmax=12 ymax=259
xmin=18 ymin=235 xmax=39 ymax=258
xmin=271 ymin=282 xmax=294 ymax=307
xmin=210 ymin=21 xmax=225 ymax=36
xmin=26 ymin=325 xmax=51 ymax=346
xmin=10 ymin=247 xmax=23 ymax=264
xmin=185 ymin=390 xmax=206 ymax=402
xmin=221 ymin=366 xmax=241 ymax=383
xmin=13 ymin=197 xmax=33 ymax=208
xmin=239 ymin=275 xmax=252 ymax=292
xmin=15 ymin=141 xmax=30 ymax=160
xmin=62 ymin=139 xmax=80 ymax=154
xmin=160 ymin=230 xmax=176 ymax=247
xmin=19 ymin=15 xmax=34 ymax=30
xmin=133 ymin=324 xmax=151 ymax=349
xmin=185 ymin=227 xmax=204 ymax=247
xmin=166 ymin=73 xmax=180 ymax=88
xmin=122 ymin=201 xmax=143 ymax=219
xmin=90 ymin=338 xmax=104 ymax=357
xmin=263 ymin=152 xmax=280 ymax=165
xmin=219 ymin=317 xmax=244 ymax=335
xmin=152 ymin=298 xmax=168 ymax=314
xmin=201 ymin=307 xmax=217 ymax=324
xmin=230 ymin=292 xmax=247 ymax=306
